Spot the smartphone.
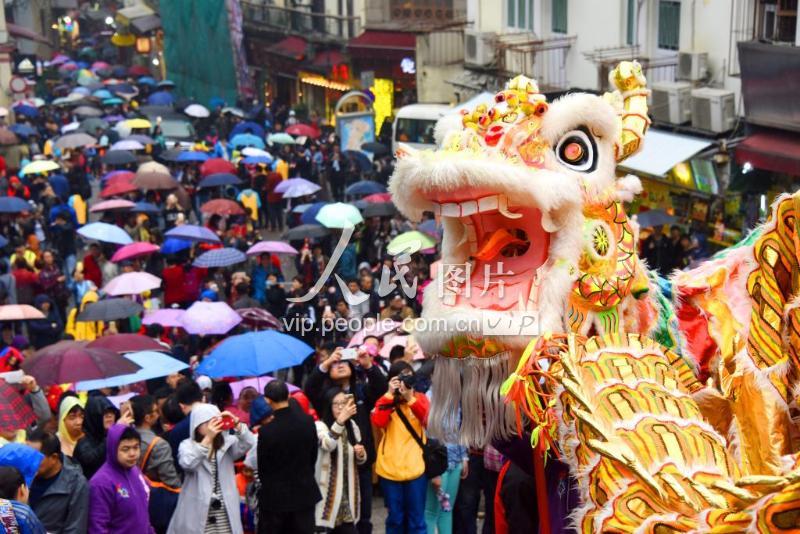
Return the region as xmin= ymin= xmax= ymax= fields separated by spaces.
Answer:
xmin=340 ymin=348 xmax=358 ymax=361
xmin=219 ymin=415 xmax=236 ymax=430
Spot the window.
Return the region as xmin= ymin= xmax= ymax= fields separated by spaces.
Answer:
xmin=658 ymin=0 xmax=681 ymax=50
xmin=626 ymin=0 xmax=637 ymax=45
xmin=552 ymin=0 xmax=567 ymax=33
xmin=507 ymin=0 xmax=534 ymax=29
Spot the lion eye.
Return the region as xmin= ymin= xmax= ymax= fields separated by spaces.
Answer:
xmin=555 ymin=129 xmax=596 ymax=172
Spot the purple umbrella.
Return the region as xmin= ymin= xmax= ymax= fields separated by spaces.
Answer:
xmin=193 ymin=248 xmax=247 ymax=268
xmin=181 ymin=302 xmax=242 ymax=335
xmin=246 ymin=241 xmax=299 ymax=256
xmin=21 ymin=341 xmax=141 ymax=385
xmin=142 ymin=308 xmax=186 ymax=327
xmin=165 ymin=224 xmax=221 ymax=243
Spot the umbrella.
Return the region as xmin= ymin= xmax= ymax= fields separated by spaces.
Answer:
xmin=316 ymin=202 xmax=364 ymax=228
xmin=268 ymin=133 xmax=296 ymax=145
xmin=176 ymin=151 xmax=210 ymax=163
xmin=387 ymin=231 xmax=437 ymax=255
xmin=196 ymin=330 xmax=314 ymax=377
xmin=343 ymin=150 xmax=372 ymax=172
xmin=111 ymin=242 xmax=160 ymax=263
xmin=230 ymin=133 xmax=265 ymax=149
xmin=131 ymin=201 xmax=161 ymax=214
xmin=241 ymin=156 xmax=273 ymax=165
xmin=222 ymin=106 xmax=244 ymax=118
xmin=285 ymin=124 xmax=321 ymax=138
xmin=123 ymin=118 xmax=152 ymax=130
xmin=157 ymin=80 xmax=176 ymax=89
xmin=0 ymin=197 xmax=32 ymax=213
xmin=158 ymin=148 xmax=183 ymax=162
xmin=236 ymin=308 xmax=282 ymax=330
xmin=0 ymin=128 xmax=18 ymax=145
xmin=201 ymin=199 xmax=245 ymax=216
xmin=110 ymin=139 xmax=144 ymax=151
xmin=635 ymin=209 xmax=679 ymax=228
xmin=0 ymin=235 xmax=6 ymax=248
xmin=181 ymin=301 xmax=242 ymax=335
xmin=346 ymin=180 xmax=386 ymax=196
xmin=230 ymin=376 xmax=300 ymax=398
xmin=193 ymin=247 xmax=247 ymax=268
xmin=103 ymin=170 xmax=136 ymax=183
xmin=125 ymin=134 xmax=156 ymax=145
xmin=160 ymin=238 xmax=193 ymax=255
xmin=103 ymin=97 xmax=124 ymax=106
xmin=9 ymin=124 xmax=36 ymax=138
xmin=80 ymin=117 xmax=108 ymax=133
xmin=103 ymin=272 xmax=162 ymax=296
xmin=184 ymin=103 xmax=210 ymax=118
xmin=165 ymin=224 xmax=221 ymax=243
xmin=73 ymin=106 xmax=103 ymax=117
xmin=0 ymin=304 xmax=44 ymax=321
xmin=380 ymin=335 xmax=425 ymax=361
xmin=0 ymin=379 xmax=37 ymax=433
xmin=75 ymin=351 xmax=188 ymax=390
xmin=291 ymin=203 xmax=313 ymax=213
xmin=100 ymin=178 xmax=137 ymax=198
xmin=282 ymin=224 xmax=331 ymax=241
xmin=418 ymin=219 xmax=442 ymax=237
xmin=22 ymin=341 xmax=141 ymax=385
xmin=361 ymin=141 xmax=389 ymax=155
xmin=134 ymin=163 xmax=178 ymax=190
xmin=102 ymin=150 xmax=137 ymax=166
xmin=88 ymin=334 xmax=166 ymax=353
xmin=92 ymin=88 xmax=112 ymax=99
xmin=147 ymin=91 xmax=175 ymax=106
xmin=89 ymin=199 xmax=135 ymax=212
xmin=77 ymin=298 xmax=143 ymax=322
xmin=200 ymin=158 xmax=236 ymax=176
xmin=128 ymin=65 xmax=150 ymax=76
xmin=21 ymin=160 xmax=59 ymax=175
xmin=363 ymin=192 xmax=392 ymax=203
xmin=137 ymin=76 xmax=156 ymax=86
xmin=142 ymin=308 xmax=186 ymax=327
xmin=283 ymin=180 xmax=321 ymax=199
xmin=241 ymin=147 xmax=272 ymax=158
xmin=247 ymin=241 xmax=299 ymax=256
xmin=362 ymin=202 xmax=397 ymax=218
xmin=14 ymin=104 xmax=38 ymax=118
xmin=198 ymin=173 xmax=242 ymax=189
xmin=60 ymin=122 xmax=80 ymax=134
xmin=77 ymin=222 xmax=133 ymax=245
xmin=230 ymin=121 xmax=266 ymax=139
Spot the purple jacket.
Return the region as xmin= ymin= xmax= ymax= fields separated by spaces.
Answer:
xmin=88 ymin=424 xmax=154 ymax=534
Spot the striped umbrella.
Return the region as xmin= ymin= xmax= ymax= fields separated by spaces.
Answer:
xmin=193 ymin=247 xmax=247 ymax=268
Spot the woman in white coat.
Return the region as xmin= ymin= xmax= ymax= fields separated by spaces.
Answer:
xmin=315 ymin=389 xmax=368 ymax=533
xmin=168 ymin=403 xmax=255 ymax=534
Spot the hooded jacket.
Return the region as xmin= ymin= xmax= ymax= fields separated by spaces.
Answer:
xmin=74 ymin=395 xmax=118 ymax=480
xmin=27 ymin=294 xmax=63 ymax=349
xmin=56 ymin=396 xmax=85 ymax=458
xmin=88 ymin=424 xmax=154 ymax=534
xmin=65 ymin=288 xmax=103 ymax=341
xmin=30 ymin=460 xmax=89 ymax=534
xmin=167 ymin=403 xmax=255 ymax=534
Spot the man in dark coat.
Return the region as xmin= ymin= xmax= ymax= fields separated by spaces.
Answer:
xmin=257 ymin=380 xmax=320 ymax=534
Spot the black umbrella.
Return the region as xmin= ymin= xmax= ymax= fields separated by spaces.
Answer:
xmin=362 ymin=202 xmax=397 ymax=218
xmin=635 ymin=209 xmax=678 ymax=228
xmin=102 ymin=150 xmax=137 ymax=166
xmin=282 ymin=224 xmax=332 ymax=241
xmin=361 ymin=142 xmax=389 ymax=155
xmin=343 ymin=150 xmax=372 ymax=172
xmin=158 ymin=148 xmax=183 ymax=163
xmin=77 ymin=298 xmax=143 ymax=322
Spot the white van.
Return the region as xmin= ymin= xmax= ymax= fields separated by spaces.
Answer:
xmin=391 ymin=104 xmax=452 ymax=154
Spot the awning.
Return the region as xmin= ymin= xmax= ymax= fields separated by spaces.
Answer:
xmin=131 ymin=14 xmax=161 ymax=34
xmin=618 ymin=130 xmax=713 ymax=177
xmin=116 ymin=4 xmax=155 ymax=24
xmin=7 ymin=23 xmax=51 ymax=45
xmin=312 ymin=49 xmax=343 ymax=69
xmin=348 ymin=30 xmax=415 ymax=58
xmin=266 ymin=36 xmax=307 ymax=60
xmin=735 ymin=130 xmax=800 ymax=176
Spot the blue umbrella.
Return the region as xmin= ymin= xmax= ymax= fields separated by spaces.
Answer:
xmin=92 ymin=89 xmax=112 ymax=99
xmin=229 ymin=133 xmax=265 ymax=149
xmin=14 ymin=105 xmax=38 ymax=118
xmin=196 ymin=330 xmax=314 ymax=377
xmin=77 ymin=222 xmax=133 ymax=245
xmin=48 ymin=174 xmax=70 ymax=200
xmin=198 ymin=173 xmax=241 ymax=189
xmin=137 ymin=76 xmax=156 ymax=86
xmin=193 ymin=247 xmax=247 ymax=268
xmin=75 ymin=351 xmax=188 ymax=390
xmin=160 ymin=238 xmax=192 ymax=255
xmin=109 ymin=83 xmax=137 ymax=95
xmin=0 ymin=196 xmax=32 ymax=213
xmin=209 ymin=96 xmax=226 ymax=109
xmin=346 ymin=180 xmax=387 ymax=196
xmin=343 ymin=150 xmax=372 ymax=172
xmin=241 ymin=155 xmax=273 ymax=165
xmin=9 ymin=124 xmax=36 ymax=138
xmin=71 ymin=86 xmax=91 ymax=96
xmin=300 ymin=201 xmax=329 ymax=225
xmin=103 ymin=97 xmax=124 ymax=106
xmin=157 ymin=80 xmax=175 ymax=89
xmin=147 ymin=91 xmax=175 ymax=106
xmin=418 ymin=219 xmax=442 ymax=237
xmin=131 ymin=201 xmax=160 ymax=214
xmin=165 ymin=224 xmax=221 ymax=243
xmin=0 ymin=235 xmax=7 ymax=248
xmin=176 ymin=151 xmax=210 ymax=163
xmin=229 ymin=121 xmax=265 ymax=140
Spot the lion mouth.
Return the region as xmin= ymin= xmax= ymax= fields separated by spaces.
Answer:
xmin=431 ymin=193 xmax=550 ymax=311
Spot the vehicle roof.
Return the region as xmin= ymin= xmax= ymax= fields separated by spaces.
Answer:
xmin=395 ymin=104 xmax=452 ymax=120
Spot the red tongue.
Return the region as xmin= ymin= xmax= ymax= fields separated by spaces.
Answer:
xmin=471 ymin=228 xmax=526 ymax=262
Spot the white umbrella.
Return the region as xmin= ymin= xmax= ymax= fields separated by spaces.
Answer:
xmin=315 ymin=202 xmax=364 ymax=228
xmin=61 ymin=122 xmax=80 ymax=133
xmin=282 ymin=181 xmax=321 ymax=199
xmin=110 ymin=139 xmax=145 ymax=151
xmin=241 ymin=147 xmax=272 ymax=158
xmin=184 ymin=104 xmax=210 ymax=118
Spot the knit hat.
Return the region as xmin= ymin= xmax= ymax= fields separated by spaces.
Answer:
xmin=249 ymin=396 xmax=272 ymax=426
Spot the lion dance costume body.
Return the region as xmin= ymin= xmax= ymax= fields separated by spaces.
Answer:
xmin=389 ymin=62 xmax=800 ymax=532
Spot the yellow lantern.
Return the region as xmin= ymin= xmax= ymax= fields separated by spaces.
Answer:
xmin=135 ymin=36 xmax=151 ymax=54
xmin=111 ymin=32 xmax=136 ymax=47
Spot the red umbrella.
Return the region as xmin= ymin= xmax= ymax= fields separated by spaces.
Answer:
xmin=363 ymin=193 xmax=392 ymax=203
xmin=0 ymin=379 xmax=36 ymax=433
xmin=201 ymin=199 xmax=245 ymax=216
xmin=285 ymin=124 xmax=321 ymax=139
xmin=200 ymin=158 xmax=236 ymax=176
xmin=88 ymin=334 xmax=166 ymax=353
xmin=236 ymin=307 xmax=281 ymax=330
xmin=22 ymin=341 xmax=141 ymax=385
xmin=101 ymin=177 xmax=137 ymax=198
xmin=0 ymin=304 xmax=45 ymax=321
xmin=128 ymin=65 xmax=150 ymax=76
xmin=111 ymin=242 xmax=160 ymax=263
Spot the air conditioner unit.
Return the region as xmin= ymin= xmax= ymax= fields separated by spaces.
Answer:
xmin=691 ymin=88 xmax=736 ymax=133
xmin=677 ymin=51 xmax=708 ymax=81
xmin=650 ymin=81 xmax=692 ymax=124
xmin=465 ymin=30 xmax=495 ymax=67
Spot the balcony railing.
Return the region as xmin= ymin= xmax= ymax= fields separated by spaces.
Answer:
xmin=496 ymin=34 xmax=576 ymax=90
xmin=585 ymin=45 xmax=677 ymax=90
xmin=241 ymin=1 xmax=361 ymax=41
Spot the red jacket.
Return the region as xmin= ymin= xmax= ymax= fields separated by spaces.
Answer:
xmin=266 ymin=172 xmax=283 ymax=203
xmin=161 ymin=265 xmax=186 ymax=306
xmin=82 ymin=255 xmax=102 ymax=288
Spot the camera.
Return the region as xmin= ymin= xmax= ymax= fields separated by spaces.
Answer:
xmin=400 ymin=374 xmax=416 ymax=389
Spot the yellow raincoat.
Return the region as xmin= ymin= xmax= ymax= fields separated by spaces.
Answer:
xmin=65 ymin=289 xmax=104 ymax=341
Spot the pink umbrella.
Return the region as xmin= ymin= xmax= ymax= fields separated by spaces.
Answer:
xmin=363 ymin=193 xmax=392 ymax=203
xmin=181 ymin=302 xmax=242 ymax=335
xmin=0 ymin=304 xmax=44 ymax=321
xmin=380 ymin=335 xmax=425 ymax=361
xmin=90 ymin=199 xmax=135 ymax=213
xmin=111 ymin=242 xmax=160 ymax=263
xmin=246 ymin=241 xmax=298 ymax=256
xmin=142 ymin=308 xmax=186 ymax=327
xmin=229 ymin=376 xmax=300 ymax=399
xmin=347 ymin=319 xmax=402 ymax=347
xmin=103 ymin=272 xmax=162 ymax=296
